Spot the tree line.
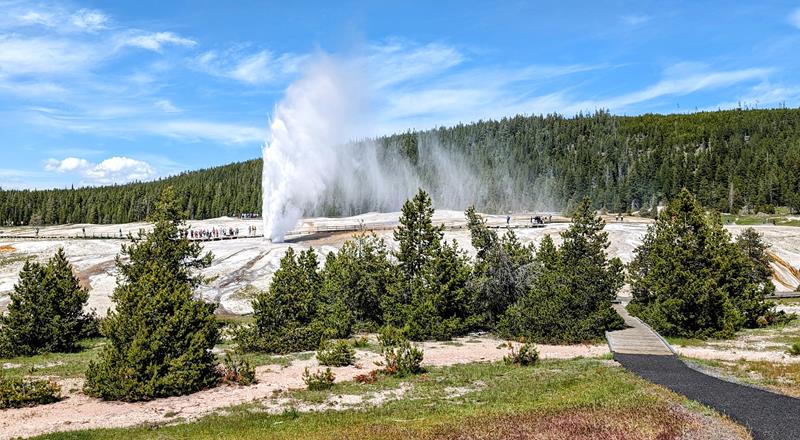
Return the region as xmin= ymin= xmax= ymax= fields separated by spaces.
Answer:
xmin=3 ymin=108 xmax=800 ymax=226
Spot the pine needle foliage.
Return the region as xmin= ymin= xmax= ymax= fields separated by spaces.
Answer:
xmin=83 ymin=186 xmax=220 ymax=401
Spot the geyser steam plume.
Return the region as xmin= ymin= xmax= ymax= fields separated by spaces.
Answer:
xmin=262 ymin=54 xmax=553 ymax=242
xmin=262 ymin=56 xmax=364 ymax=242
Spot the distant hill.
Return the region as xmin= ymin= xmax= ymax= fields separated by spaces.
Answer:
xmin=2 ymin=108 xmax=799 ymax=226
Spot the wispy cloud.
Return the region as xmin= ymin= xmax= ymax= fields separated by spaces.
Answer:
xmin=621 ymin=14 xmax=652 ymax=26
xmin=70 ymin=9 xmax=108 ymax=32
xmin=142 ymin=120 xmax=266 ymax=144
xmin=153 ymin=99 xmax=181 ymax=113
xmin=195 ymin=48 xmax=306 ymax=85
xmin=367 ymin=40 xmax=465 ymax=88
xmin=122 ymin=31 xmax=196 ymax=52
xmin=369 ymin=56 xmax=770 ymax=133
xmin=790 ymin=7 xmax=800 ymax=29
xmin=28 ymin=106 xmax=266 ymax=146
xmin=590 ymin=65 xmax=770 ymax=110
xmin=0 ymin=35 xmax=100 ymax=76
xmin=3 ymin=4 xmax=108 ymax=33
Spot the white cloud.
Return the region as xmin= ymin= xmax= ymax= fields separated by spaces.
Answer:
xmin=85 ymin=156 xmax=155 ymax=183
xmin=70 ymin=9 xmax=108 ymax=31
xmin=45 ymin=157 xmax=91 ymax=172
xmin=3 ymin=4 xmax=108 ymax=33
xmin=790 ymin=8 xmax=800 ymax=29
xmin=229 ymin=51 xmax=274 ymax=84
xmin=154 ymin=99 xmax=181 ymax=113
xmin=44 ymin=156 xmax=155 ymax=184
xmin=123 ymin=31 xmax=196 ymax=52
xmin=16 ymin=10 xmax=58 ymax=27
xmin=367 ymin=41 xmax=465 ymax=88
xmin=196 ymin=48 xmax=306 ymax=85
xmin=0 ymin=35 xmax=99 ymax=75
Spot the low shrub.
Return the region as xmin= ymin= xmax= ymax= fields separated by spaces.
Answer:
xmin=788 ymin=341 xmax=800 ymax=357
xmin=351 ymin=335 xmax=370 ymax=348
xmin=316 ymin=340 xmax=356 ymax=367
xmin=377 ymin=326 xmax=405 ymax=347
xmin=381 ymin=340 xmax=424 ymax=377
xmin=303 ymin=367 xmax=335 ymax=391
xmin=501 ymin=340 xmax=539 ymax=366
xmin=219 ymin=353 xmax=257 ymax=386
xmin=0 ymin=376 xmax=61 ymax=409
xmin=354 ymin=370 xmax=379 ymax=384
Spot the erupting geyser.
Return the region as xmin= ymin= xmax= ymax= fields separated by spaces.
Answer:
xmin=262 ymin=56 xmax=365 ymax=242
xmin=261 ymin=54 xmax=552 ymax=242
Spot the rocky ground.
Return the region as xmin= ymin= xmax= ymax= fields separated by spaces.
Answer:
xmin=1 ymin=211 xmax=798 ymax=316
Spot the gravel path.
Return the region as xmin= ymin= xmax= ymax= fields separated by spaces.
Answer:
xmin=615 ymin=353 xmax=800 ymax=440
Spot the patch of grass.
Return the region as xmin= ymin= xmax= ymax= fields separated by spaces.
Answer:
xmin=0 ymin=338 xmax=105 ymax=379
xmin=237 ymin=351 xmax=313 ymax=369
xmin=688 ymin=357 xmax=800 ymax=398
xmin=31 ymin=358 xmax=744 ymax=440
xmin=720 ymin=214 xmax=800 ymax=226
xmin=438 ymin=341 xmax=464 ymax=347
xmin=0 ymin=253 xmax=33 ymax=268
xmin=665 ymin=336 xmax=708 ymax=347
xmin=228 ymin=285 xmax=261 ymax=302
xmin=215 ymin=314 xmax=255 ymax=326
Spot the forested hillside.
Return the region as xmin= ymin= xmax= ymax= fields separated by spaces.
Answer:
xmin=2 ymin=108 xmax=800 ymax=226
xmin=0 ymin=160 xmax=262 ymax=225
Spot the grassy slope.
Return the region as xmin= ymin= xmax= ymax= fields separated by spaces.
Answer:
xmin=0 ymin=338 xmax=104 ymax=380
xmin=33 ymin=359 xmax=746 ymax=440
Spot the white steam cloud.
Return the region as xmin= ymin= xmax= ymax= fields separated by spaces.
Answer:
xmin=262 ymin=54 xmax=551 ymax=242
xmin=262 ymin=55 xmax=365 ymax=241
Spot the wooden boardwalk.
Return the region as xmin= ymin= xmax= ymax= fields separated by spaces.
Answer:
xmin=606 ymin=304 xmax=674 ymax=356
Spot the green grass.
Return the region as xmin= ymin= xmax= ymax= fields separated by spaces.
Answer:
xmin=664 ymin=336 xmax=708 ymax=347
xmin=32 ymin=359 xmax=742 ymax=440
xmin=687 ymin=357 xmax=800 ymax=398
xmin=0 ymin=338 xmax=105 ymax=380
xmin=720 ymin=213 xmax=800 ymax=226
xmin=0 ymin=252 xmax=33 ymax=268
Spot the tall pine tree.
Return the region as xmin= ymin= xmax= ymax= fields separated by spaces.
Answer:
xmin=500 ymin=197 xmax=624 ymax=343
xmin=628 ymin=189 xmax=772 ymax=338
xmin=83 ymin=187 xmax=219 ymax=401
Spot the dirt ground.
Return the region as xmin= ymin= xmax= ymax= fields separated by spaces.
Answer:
xmin=0 ymin=336 xmax=608 ymax=439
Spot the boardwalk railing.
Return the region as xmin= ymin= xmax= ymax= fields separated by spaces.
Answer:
xmin=0 ymin=221 xmax=551 ymax=242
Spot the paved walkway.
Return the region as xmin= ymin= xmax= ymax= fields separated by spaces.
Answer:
xmin=608 ymin=305 xmax=800 ymax=440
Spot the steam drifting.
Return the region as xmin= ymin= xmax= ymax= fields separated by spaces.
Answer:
xmin=263 ymin=54 xmax=551 ymax=242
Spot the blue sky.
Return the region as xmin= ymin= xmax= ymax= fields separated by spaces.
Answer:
xmin=2 ymin=0 xmax=800 ymax=189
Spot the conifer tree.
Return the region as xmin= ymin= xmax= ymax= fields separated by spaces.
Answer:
xmin=466 ymin=207 xmax=534 ymax=327
xmin=403 ymin=239 xmax=473 ymax=340
xmin=628 ymin=189 xmax=772 ymax=338
xmin=386 ymin=189 xmax=475 ymax=340
xmin=500 ymin=197 xmax=623 ymax=343
xmin=320 ymin=233 xmax=393 ymax=328
xmin=0 ymin=248 xmax=90 ymax=356
xmin=246 ymin=248 xmax=349 ymax=354
xmin=736 ymin=228 xmax=775 ymax=294
xmin=393 ymin=189 xmax=443 ymax=281
xmin=83 ymin=186 xmax=219 ymax=401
